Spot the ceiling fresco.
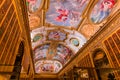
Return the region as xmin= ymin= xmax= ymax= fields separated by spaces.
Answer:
xmin=90 ymin=0 xmax=116 ymax=23
xmin=31 ymin=27 xmax=86 ymax=52
xmin=33 ymin=43 xmax=74 ymax=64
xmin=46 ymin=0 xmax=90 ymax=28
xmin=26 ymin=0 xmax=119 ymax=73
xmin=31 ymin=27 xmax=86 ymax=73
xmin=35 ymin=60 xmax=62 ymax=73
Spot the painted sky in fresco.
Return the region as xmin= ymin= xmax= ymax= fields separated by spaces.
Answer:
xmin=46 ymin=0 xmax=90 ymax=28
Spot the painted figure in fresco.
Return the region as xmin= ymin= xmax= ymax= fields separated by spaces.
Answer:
xmin=41 ymin=64 xmax=54 ymax=72
xmin=27 ymin=0 xmax=37 ymax=11
xmin=54 ymin=62 xmax=62 ymax=72
xmin=55 ymin=8 xmax=81 ymax=26
xmin=35 ymin=51 xmax=46 ymax=59
xmin=55 ymin=6 xmax=82 ymax=27
xmin=46 ymin=0 xmax=90 ymax=27
xmin=57 ymin=45 xmax=72 ymax=63
xmin=69 ymin=11 xmax=81 ymax=26
xmin=52 ymin=31 xmax=60 ymax=40
xmin=64 ymin=47 xmax=72 ymax=60
xmin=49 ymin=31 xmax=60 ymax=40
xmin=49 ymin=30 xmax=66 ymax=41
xmin=55 ymin=9 xmax=69 ymax=22
xmin=54 ymin=0 xmax=80 ymax=23
xmin=91 ymin=0 xmax=115 ymax=23
xmin=27 ymin=0 xmax=42 ymax=12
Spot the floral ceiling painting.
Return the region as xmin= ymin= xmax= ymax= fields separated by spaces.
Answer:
xmin=90 ymin=0 xmax=116 ymax=23
xmin=46 ymin=0 xmax=90 ymax=28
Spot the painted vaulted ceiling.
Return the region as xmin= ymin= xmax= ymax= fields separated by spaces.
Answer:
xmin=26 ymin=0 xmax=118 ymax=73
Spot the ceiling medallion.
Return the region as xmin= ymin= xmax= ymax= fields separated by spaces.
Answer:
xmin=33 ymin=34 xmax=43 ymax=42
xmin=70 ymin=38 xmax=79 ymax=47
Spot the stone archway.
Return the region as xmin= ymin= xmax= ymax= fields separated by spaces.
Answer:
xmin=92 ymin=49 xmax=110 ymax=80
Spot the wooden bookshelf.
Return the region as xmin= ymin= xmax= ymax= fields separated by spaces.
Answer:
xmin=104 ymin=28 xmax=120 ymax=77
